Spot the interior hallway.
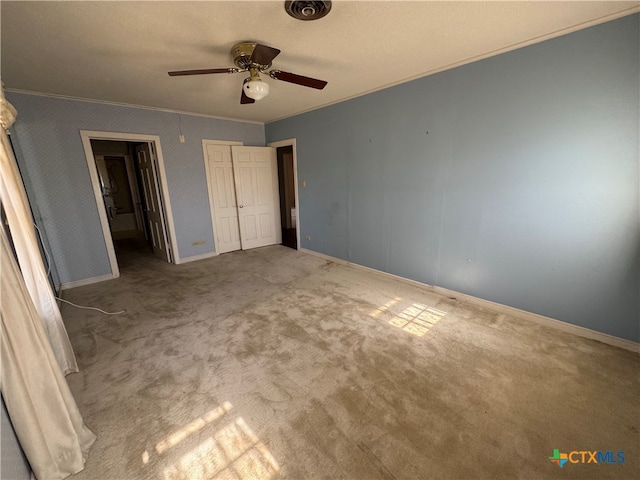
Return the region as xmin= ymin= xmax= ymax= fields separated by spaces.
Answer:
xmin=61 ymin=246 xmax=639 ymax=480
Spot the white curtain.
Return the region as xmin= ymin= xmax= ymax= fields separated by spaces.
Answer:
xmin=1 ymin=229 xmax=96 ymax=479
xmin=0 ymin=87 xmax=78 ymax=375
xmin=0 ymin=87 xmax=95 ymax=478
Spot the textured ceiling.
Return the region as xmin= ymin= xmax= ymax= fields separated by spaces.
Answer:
xmin=1 ymin=1 xmax=638 ymax=124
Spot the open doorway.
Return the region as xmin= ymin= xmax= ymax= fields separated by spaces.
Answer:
xmin=81 ymin=131 xmax=178 ymax=279
xmin=91 ymin=140 xmax=152 ymax=263
xmin=276 ymin=145 xmax=296 ymax=249
xmin=270 ymin=139 xmax=300 ymax=250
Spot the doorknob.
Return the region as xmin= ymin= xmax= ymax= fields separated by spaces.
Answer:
xmin=239 ymin=205 xmax=244 ymax=208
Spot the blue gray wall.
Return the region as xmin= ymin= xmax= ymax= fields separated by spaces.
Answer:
xmin=7 ymin=93 xmax=265 ymax=285
xmin=10 ymin=133 xmax=62 ymax=290
xmin=267 ymin=14 xmax=640 ymax=342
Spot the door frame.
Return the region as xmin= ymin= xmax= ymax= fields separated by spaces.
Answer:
xmin=202 ymin=139 xmax=244 ymax=255
xmin=80 ymin=130 xmax=179 ymax=278
xmin=268 ymin=138 xmax=300 ymax=250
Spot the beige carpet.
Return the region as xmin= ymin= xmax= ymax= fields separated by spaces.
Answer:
xmin=61 ymin=245 xmax=639 ymax=480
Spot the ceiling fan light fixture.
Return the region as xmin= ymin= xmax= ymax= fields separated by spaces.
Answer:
xmin=243 ymin=78 xmax=270 ymax=101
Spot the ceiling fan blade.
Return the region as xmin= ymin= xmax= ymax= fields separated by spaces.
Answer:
xmin=240 ymin=78 xmax=255 ymax=104
xmin=168 ymin=68 xmax=238 ymax=76
xmin=250 ymin=43 xmax=281 ymax=66
xmin=269 ymin=70 xmax=327 ymax=89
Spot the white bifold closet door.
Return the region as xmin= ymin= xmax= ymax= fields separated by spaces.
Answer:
xmin=204 ymin=143 xmax=281 ymax=254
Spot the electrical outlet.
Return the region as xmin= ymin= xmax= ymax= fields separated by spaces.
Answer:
xmin=305 ymin=235 xmax=311 ymax=241
xmin=301 ymin=180 xmax=307 ymax=187
xmin=192 ymin=240 xmax=206 ymax=246
xmin=179 ymin=134 xmax=185 ymax=143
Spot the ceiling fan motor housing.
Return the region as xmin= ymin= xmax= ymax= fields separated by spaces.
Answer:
xmin=232 ymin=42 xmax=263 ymax=69
xmin=285 ymin=1 xmax=332 ymax=21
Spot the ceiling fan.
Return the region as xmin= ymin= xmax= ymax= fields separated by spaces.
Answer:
xmin=168 ymin=42 xmax=328 ymax=104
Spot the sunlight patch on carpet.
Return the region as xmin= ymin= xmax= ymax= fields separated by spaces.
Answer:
xmin=142 ymin=401 xmax=280 ymax=480
xmin=161 ymin=417 xmax=279 ymax=480
xmin=369 ymin=297 xmax=402 ymax=318
xmin=155 ymin=401 xmax=233 ymax=455
xmin=388 ymin=304 xmax=446 ymax=337
xmin=371 ymin=298 xmax=446 ymax=337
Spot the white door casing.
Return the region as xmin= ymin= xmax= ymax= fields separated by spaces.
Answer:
xmin=81 ymin=131 xmax=180 ymax=278
xmin=204 ymin=143 xmax=241 ymax=254
xmin=231 ymin=146 xmax=281 ymax=250
xmin=136 ymin=143 xmax=171 ymax=262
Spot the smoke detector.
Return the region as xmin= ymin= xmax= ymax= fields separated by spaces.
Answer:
xmin=285 ymin=1 xmax=332 ymax=21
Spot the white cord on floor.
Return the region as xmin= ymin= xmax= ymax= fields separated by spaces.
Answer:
xmin=56 ymin=297 xmax=125 ymax=315
xmin=33 ymin=222 xmax=125 ymax=315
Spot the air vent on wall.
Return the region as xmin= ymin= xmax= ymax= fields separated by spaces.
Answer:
xmin=285 ymin=0 xmax=332 ymax=21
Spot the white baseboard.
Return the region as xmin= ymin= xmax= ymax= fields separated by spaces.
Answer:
xmin=60 ymin=273 xmax=118 ymax=290
xmin=176 ymin=251 xmax=218 ymax=264
xmin=299 ymin=248 xmax=639 ymax=353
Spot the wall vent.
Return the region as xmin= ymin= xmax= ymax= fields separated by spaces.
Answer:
xmin=285 ymin=1 xmax=332 ymax=21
